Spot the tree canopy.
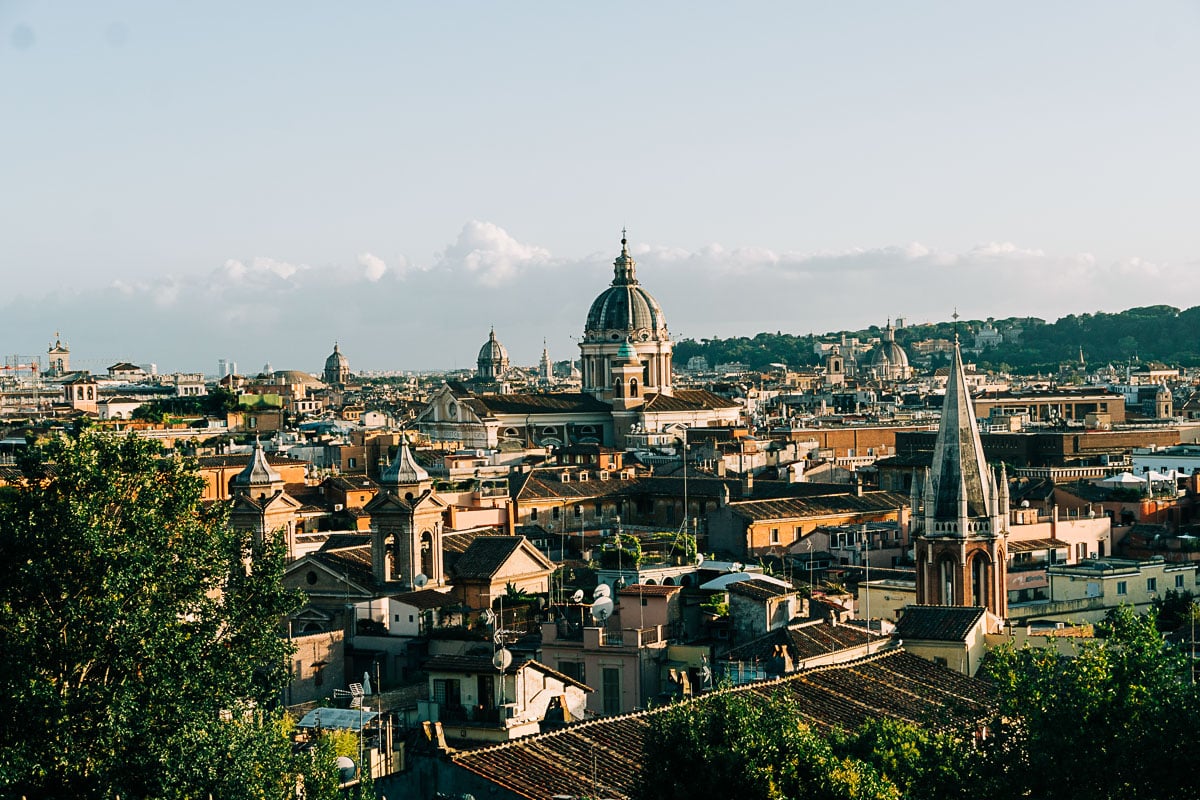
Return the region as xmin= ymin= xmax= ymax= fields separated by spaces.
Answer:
xmin=0 ymin=430 xmax=336 ymax=799
xmin=636 ymin=606 xmax=1200 ymax=800
xmin=672 ymin=304 xmax=1200 ymax=374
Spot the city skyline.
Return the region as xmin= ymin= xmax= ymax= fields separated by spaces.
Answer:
xmin=4 ymin=2 xmax=1199 ymax=371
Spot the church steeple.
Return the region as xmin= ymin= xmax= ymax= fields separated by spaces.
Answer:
xmin=913 ymin=337 xmax=1008 ymax=620
xmin=928 ymin=341 xmax=992 ymax=523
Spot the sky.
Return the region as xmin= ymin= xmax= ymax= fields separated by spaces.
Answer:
xmin=2 ymin=2 xmax=1200 ymax=374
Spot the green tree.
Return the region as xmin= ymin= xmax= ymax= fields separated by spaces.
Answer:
xmin=981 ymin=605 xmax=1200 ymax=800
xmin=636 ymin=691 xmax=899 ymax=800
xmin=0 ymin=430 xmax=319 ymax=799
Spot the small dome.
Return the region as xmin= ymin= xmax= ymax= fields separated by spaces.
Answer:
xmin=615 ymin=339 xmax=640 ymax=362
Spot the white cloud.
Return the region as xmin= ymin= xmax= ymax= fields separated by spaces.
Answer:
xmin=3 ymin=224 xmax=1198 ymax=372
xmin=433 ymin=220 xmax=553 ymax=287
xmin=358 ymin=252 xmax=387 ymax=282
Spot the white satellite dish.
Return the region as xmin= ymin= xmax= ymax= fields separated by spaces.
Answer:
xmin=482 ymin=608 xmax=497 ymax=626
xmin=571 ymin=589 xmax=585 ymax=603
xmin=493 ymin=648 xmax=513 ymax=670
xmin=593 ymin=583 xmax=611 ymax=599
xmin=413 ymin=573 xmax=429 ymax=588
xmin=591 ymin=596 xmax=615 ymax=623
xmin=731 ymin=562 xmax=743 ymax=573
xmin=694 ymin=551 xmax=705 ymax=567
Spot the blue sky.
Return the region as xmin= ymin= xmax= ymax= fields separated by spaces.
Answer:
xmin=3 ymin=2 xmax=1199 ymax=373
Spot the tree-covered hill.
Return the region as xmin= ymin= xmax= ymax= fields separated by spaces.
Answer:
xmin=672 ymin=304 xmax=1200 ymax=375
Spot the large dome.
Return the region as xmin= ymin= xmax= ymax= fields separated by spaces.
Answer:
xmin=871 ymin=341 xmax=909 ymax=368
xmin=325 ymin=343 xmax=348 ymax=371
xmin=477 ymin=328 xmax=509 ymax=364
xmin=583 ymin=236 xmax=668 ymax=340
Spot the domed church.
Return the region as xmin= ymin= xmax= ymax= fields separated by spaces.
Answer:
xmin=417 ymin=232 xmax=741 ymax=449
xmin=476 ymin=328 xmax=511 ymax=381
xmin=324 ymin=342 xmax=351 ymax=388
xmin=867 ymin=321 xmax=912 ymax=382
xmin=579 ymin=232 xmax=673 ymax=399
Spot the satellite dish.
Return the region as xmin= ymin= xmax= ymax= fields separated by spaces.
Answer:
xmin=593 ymin=583 xmax=611 ymax=599
xmin=694 ymin=551 xmax=705 ymax=567
xmin=335 ymin=756 xmax=356 ymax=783
xmin=482 ymin=608 xmax=496 ymax=626
xmin=413 ymin=573 xmax=429 ymax=588
xmin=493 ymin=648 xmax=513 ymax=670
xmin=571 ymin=589 xmax=585 ymax=603
xmin=591 ymin=596 xmax=614 ymax=622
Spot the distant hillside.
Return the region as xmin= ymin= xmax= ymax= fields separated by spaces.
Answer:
xmin=672 ymin=304 xmax=1200 ymax=375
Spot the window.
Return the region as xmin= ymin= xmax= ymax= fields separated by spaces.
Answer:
xmin=1147 ymin=577 xmax=1157 ymax=592
xmin=574 ymin=505 xmax=582 ymax=518
xmin=1117 ymin=581 xmax=1128 ymax=596
xmin=1177 ymin=574 xmax=1186 ymax=588
xmin=433 ymin=678 xmax=461 ymax=707
xmin=530 ymin=507 xmax=538 ymax=522
xmin=933 ymin=657 xmax=948 ymax=667
xmin=558 ymin=661 xmax=585 ymax=684
xmin=770 ymin=528 xmax=780 ymax=545
xmin=553 ymin=506 xmax=561 ymax=521
xmin=347 ymin=457 xmax=357 ymax=469
xmin=603 ymin=667 xmax=622 ymax=715
xmin=394 ymin=614 xmax=400 ymax=622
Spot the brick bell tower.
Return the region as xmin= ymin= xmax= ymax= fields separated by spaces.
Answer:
xmin=911 ymin=337 xmax=1009 ymax=621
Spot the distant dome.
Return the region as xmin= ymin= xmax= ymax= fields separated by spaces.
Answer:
xmin=273 ymin=369 xmax=324 ymax=387
xmin=325 ymin=343 xmax=348 ymax=371
xmin=870 ymin=323 xmax=909 ymax=371
xmin=324 ymin=342 xmax=350 ymax=386
xmin=584 ymin=236 xmax=668 ymax=340
xmin=477 ymin=328 xmax=510 ymax=380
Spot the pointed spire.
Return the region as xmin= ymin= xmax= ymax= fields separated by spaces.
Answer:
xmin=381 ymin=436 xmax=430 ymax=486
xmin=928 ymin=339 xmax=992 ymax=523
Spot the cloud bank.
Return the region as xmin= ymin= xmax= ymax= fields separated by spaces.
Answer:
xmin=2 ymin=221 xmax=1195 ymax=374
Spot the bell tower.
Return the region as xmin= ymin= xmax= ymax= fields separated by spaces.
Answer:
xmin=912 ymin=339 xmax=1009 ymax=620
xmin=364 ymin=437 xmax=446 ymax=589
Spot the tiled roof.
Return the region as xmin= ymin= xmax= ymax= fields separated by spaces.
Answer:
xmin=471 ymin=392 xmax=611 ymax=416
xmin=726 ymin=491 xmax=910 ymax=522
xmin=725 ymin=621 xmax=883 ymax=664
xmin=642 ymin=389 xmax=740 ymax=412
xmin=896 ymin=606 xmax=985 ymax=642
xmin=451 ymin=649 xmax=992 ymax=800
xmin=728 ymin=578 xmax=793 ymax=601
xmin=319 ymin=533 xmax=372 ymax=551
xmin=451 ymin=536 xmax=550 ymax=581
xmin=309 ymin=545 xmax=376 ymax=590
xmin=392 ymin=588 xmax=459 ymax=610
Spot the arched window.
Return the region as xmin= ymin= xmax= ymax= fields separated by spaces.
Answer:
xmin=613 ymin=378 xmax=623 ymax=397
xmin=629 ymin=378 xmax=639 ymax=397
